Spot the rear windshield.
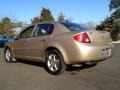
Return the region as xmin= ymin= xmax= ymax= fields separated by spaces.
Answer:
xmin=60 ymin=22 xmax=88 ymax=31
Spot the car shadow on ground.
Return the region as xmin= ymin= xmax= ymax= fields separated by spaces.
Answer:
xmin=66 ymin=63 xmax=97 ymax=71
xmin=0 ymin=45 xmax=5 ymax=48
xmin=17 ymin=60 xmax=45 ymax=67
xmin=66 ymin=63 xmax=98 ymax=75
xmin=17 ymin=60 xmax=97 ymax=74
xmin=0 ymin=47 xmax=4 ymax=48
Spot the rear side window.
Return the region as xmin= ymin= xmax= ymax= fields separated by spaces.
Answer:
xmin=60 ymin=22 xmax=88 ymax=31
xmin=36 ymin=24 xmax=54 ymax=36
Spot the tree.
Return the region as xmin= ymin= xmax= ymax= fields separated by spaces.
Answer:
xmin=109 ymin=0 xmax=120 ymax=20
xmin=57 ymin=12 xmax=73 ymax=22
xmin=96 ymin=0 xmax=120 ymax=41
xmin=96 ymin=17 xmax=113 ymax=29
xmin=65 ymin=17 xmax=73 ymax=22
xmin=58 ymin=13 xmax=65 ymax=21
xmin=31 ymin=16 xmax=40 ymax=24
xmin=85 ymin=21 xmax=96 ymax=30
xmin=111 ymin=9 xmax=120 ymax=20
xmin=40 ymin=7 xmax=54 ymax=22
xmin=31 ymin=7 xmax=54 ymax=24
xmin=109 ymin=0 xmax=120 ymax=11
xmin=109 ymin=0 xmax=120 ymax=40
xmin=0 ymin=17 xmax=14 ymax=36
xmin=96 ymin=16 xmax=120 ymax=41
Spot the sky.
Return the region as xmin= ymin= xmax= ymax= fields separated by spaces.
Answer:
xmin=0 ymin=0 xmax=110 ymax=24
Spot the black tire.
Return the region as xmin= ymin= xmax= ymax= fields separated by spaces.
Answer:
xmin=45 ymin=50 xmax=66 ymax=75
xmin=4 ymin=48 xmax=14 ymax=63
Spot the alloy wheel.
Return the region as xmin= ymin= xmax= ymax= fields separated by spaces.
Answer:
xmin=47 ymin=54 xmax=60 ymax=72
xmin=5 ymin=49 xmax=11 ymax=62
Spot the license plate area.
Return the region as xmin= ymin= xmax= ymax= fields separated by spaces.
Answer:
xmin=102 ymin=48 xmax=111 ymax=57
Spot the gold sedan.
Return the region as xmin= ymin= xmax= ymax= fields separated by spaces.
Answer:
xmin=4 ymin=21 xmax=114 ymax=75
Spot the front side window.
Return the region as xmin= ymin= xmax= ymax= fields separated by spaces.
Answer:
xmin=19 ymin=26 xmax=34 ymax=39
xmin=36 ymin=24 xmax=54 ymax=36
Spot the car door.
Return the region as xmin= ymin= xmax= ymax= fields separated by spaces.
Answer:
xmin=13 ymin=25 xmax=35 ymax=59
xmin=26 ymin=23 xmax=54 ymax=61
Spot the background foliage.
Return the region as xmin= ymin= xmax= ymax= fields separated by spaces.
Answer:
xmin=0 ymin=17 xmax=14 ymax=37
xmin=31 ymin=7 xmax=54 ymax=24
xmin=96 ymin=0 xmax=120 ymax=41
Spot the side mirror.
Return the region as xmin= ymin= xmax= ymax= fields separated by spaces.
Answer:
xmin=15 ymin=35 xmax=20 ymax=40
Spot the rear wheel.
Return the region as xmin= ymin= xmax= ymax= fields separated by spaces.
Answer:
xmin=4 ymin=48 xmax=14 ymax=63
xmin=45 ymin=50 xmax=66 ymax=75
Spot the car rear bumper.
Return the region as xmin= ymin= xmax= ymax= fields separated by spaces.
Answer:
xmin=65 ymin=44 xmax=114 ymax=64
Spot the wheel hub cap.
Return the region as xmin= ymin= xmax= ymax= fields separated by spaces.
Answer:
xmin=47 ymin=54 xmax=60 ymax=72
xmin=5 ymin=50 xmax=11 ymax=61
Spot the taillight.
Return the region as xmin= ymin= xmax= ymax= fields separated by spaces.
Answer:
xmin=73 ymin=32 xmax=91 ymax=43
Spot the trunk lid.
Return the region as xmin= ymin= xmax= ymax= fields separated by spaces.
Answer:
xmin=87 ymin=30 xmax=112 ymax=45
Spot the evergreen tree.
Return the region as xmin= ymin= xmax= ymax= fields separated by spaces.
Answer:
xmin=109 ymin=0 xmax=120 ymax=11
xmin=40 ymin=7 xmax=54 ymax=22
xmin=96 ymin=0 xmax=120 ymax=41
xmin=31 ymin=7 xmax=54 ymax=24
xmin=0 ymin=17 xmax=14 ymax=36
xmin=58 ymin=13 xmax=65 ymax=21
xmin=109 ymin=0 xmax=120 ymax=20
xmin=31 ymin=16 xmax=40 ymax=24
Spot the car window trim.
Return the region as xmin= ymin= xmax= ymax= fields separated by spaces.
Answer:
xmin=17 ymin=25 xmax=35 ymax=40
xmin=34 ymin=23 xmax=50 ymax=37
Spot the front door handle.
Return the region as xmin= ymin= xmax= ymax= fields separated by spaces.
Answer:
xmin=23 ymin=41 xmax=29 ymax=44
xmin=40 ymin=39 xmax=45 ymax=42
xmin=23 ymin=38 xmax=30 ymax=44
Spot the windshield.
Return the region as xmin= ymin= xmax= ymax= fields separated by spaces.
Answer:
xmin=60 ymin=22 xmax=88 ymax=31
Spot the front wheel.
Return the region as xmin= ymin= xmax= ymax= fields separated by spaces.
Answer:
xmin=4 ymin=48 xmax=14 ymax=63
xmin=45 ymin=50 xmax=66 ymax=75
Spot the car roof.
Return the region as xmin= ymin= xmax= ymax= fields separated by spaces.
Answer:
xmin=30 ymin=21 xmax=77 ymax=26
xmin=31 ymin=21 xmax=59 ymax=25
xmin=20 ymin=21 xmax=74 ymax=35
